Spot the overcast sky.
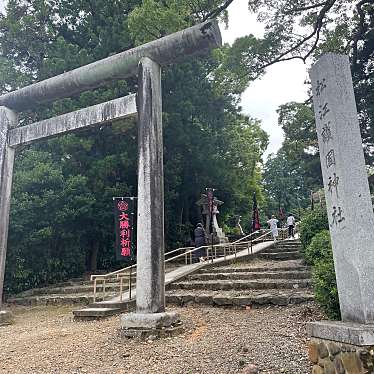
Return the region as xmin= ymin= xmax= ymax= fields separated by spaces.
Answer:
xmin=0 ymin=0 xmax=308 ymax=158
xmin=221 ymin=0 xmax=309 ymax=158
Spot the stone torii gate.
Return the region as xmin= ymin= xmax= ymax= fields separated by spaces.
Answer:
xmin=0 ymin=20 xmax=222 ymax=327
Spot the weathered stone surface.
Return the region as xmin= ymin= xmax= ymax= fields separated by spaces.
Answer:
xmin=0 ymin=21 xmax=222 ymax=111
xmin=194 ymin=294 xmax=213 ymax=305
xmin=8 ymin=94 xmax=137 ymax=147
xmin=312 ymin=365 xmax=324 ymax=374
xmin=327 ymin=342 xmax=341 ymax=356
xmin=0 ymin=310 xmax=13 ymax=326
xmin=119 ymin=323 xmax=184 ymax=340
xmin=334 ymin=357 xmax=345 ymax=374
xmin=232 ymin=296 xmax=253 ymax=307
xmin=308 ymin=337 xmax=374 ymax=373
xmin=309 ymin=342 xmax=319 ymax=364
xmin=309 ymin=321 xmax=374 ymax=346
xmin=341 ymin=352 xmax=363 ymax=373
xmin=213 ymin=296 xmax=233 ymax=306
xmin=120 ymin=311 xmax=180 ymax=330
xmin=256 ymin=252 xmax=301 ymax=261
xmin=73 ymin=307 xmax=120 ymax=320
xmin=169 ymin=279 xmax=311 ymax=291
xmin=319 ymin=358 xmax=335 ymax=374
xmin=318 ymin=342 xmax=329 ymax=359
xmin=0 ymin=107 xmax=17 ymax=308
xmin=310 ymin=53 xmax=374 ymax=324
xmin=135 ymin=58 xmax=164 ymax=314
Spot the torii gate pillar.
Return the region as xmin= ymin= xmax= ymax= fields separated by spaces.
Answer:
xmin=120 ymin=58 xmax=180 ymax=333
xmin=0 ymin=107 xmax=17 ymax=325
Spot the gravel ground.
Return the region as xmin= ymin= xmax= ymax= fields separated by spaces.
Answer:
xmin=0 ymin=303 xmax=323 ymax=374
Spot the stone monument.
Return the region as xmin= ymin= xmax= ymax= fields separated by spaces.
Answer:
xmin=308 ymin=53 xmax=374 ymax=372
xmin=0 ymin=20 xmax=222 ymax=334
xmin=196 ymin=193 xmax=229 ymax=243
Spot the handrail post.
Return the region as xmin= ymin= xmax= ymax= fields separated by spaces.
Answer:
xmin=120 ymin=277 xmax=123 ymax=302
xmin=103 ymin=279 xmax=106 ymax=301
xmin=129 ymin=267 xmax=133 ymax=300
xmin=93 ymin=278 xmax=97 ymax=303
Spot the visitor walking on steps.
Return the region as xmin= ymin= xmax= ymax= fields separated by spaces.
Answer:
xmin=267 ymin=215 xmax=279 ymax=241
xmin=287 ymin=213 xmax=296 ymax=239
xmin=194 ymin=223 xmax=207 ymax=263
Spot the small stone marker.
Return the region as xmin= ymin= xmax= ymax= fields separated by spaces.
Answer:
xmin=0 ymin=310 xmax=13 ymax=326
xmin=310 ymin=53 xmax=374 ymax=324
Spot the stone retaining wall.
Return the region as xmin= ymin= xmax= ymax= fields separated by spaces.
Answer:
xmin=309 ymin=337 xmax=374 ymax=373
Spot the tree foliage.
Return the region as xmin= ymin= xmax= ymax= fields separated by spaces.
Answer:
xmin=1 ymin=0 xmax=268 ymax=294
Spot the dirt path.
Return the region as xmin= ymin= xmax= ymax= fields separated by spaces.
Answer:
xmin=0 ymin=303 xmax=323 ymax=374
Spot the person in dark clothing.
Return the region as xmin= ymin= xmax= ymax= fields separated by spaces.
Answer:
xmin=287 ymin=213 xmax=296 ymax=239
xmin=193 ymin=223 xmax=207 ymax=262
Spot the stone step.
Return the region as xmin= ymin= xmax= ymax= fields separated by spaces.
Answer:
xmin=261 ymin=247 xmax=300 ymax=253
xmin=256 ymin=252 xmax=301 ymax=260
xmin=90 ymin=299 xmax=135 ymax=310
xmin=19 ymin=285 xmax=115 ymax=296
xmin=199 ymin=264 xmax=308 ymax=274
xmin=273 ymin=243 xmax=301 ymax=248
xmin=74 ymin=288 xmax=315 ymax=319
xmin=188 ymin=270 xmax=311 ymax=281
xmin=7 ymin=293 xmax=117 ymax=306
xmin=168 ymin=279 xmax=312 ymax=291
xmin=165 ymin=290 xmax=314 ymax=307
xmin=73 ymin=307 xmax=121 ymax=320
xmin=15 ymin=279 xmax=136 ymax=297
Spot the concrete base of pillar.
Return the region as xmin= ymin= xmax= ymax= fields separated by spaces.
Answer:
xmin=120 ymin=311 xmax=182 ymax=340
xmin=0 ymin=310 xmax=13 ymax=326
xmin=308 ymin=321 xmax=374 ymax=373
xmin=309 ymin=320 xmax=374 ymax=345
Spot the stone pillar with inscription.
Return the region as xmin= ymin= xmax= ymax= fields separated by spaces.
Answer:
xmin=308 ymin=53 xmax=374 ymax=373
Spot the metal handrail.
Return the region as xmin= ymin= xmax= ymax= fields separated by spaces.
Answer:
xmin=90 ymin=245 xmax=193 ymax=281
xmin=231 ymin=230 xmax=261 ymax=244
xmin=91 ymin=226 xmax=297 ymax=302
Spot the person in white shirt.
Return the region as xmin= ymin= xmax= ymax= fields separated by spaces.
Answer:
xmin=267 ymin=215 xmax=279 ymax=241
xmin=287 ymin=214 xmax=296 ymax=239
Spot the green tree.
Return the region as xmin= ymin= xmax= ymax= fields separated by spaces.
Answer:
xmin=263 ymin=150 xmax=310 ymax=216
xmin=1 ymin=0 xmax=269 ymax=293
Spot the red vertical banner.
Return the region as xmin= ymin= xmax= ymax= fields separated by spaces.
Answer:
xmin=114 ymin=197 xmax=136 ymax=261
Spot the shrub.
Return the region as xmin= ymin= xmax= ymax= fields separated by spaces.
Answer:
xmin=313 ymin=256 xmax=341 ymax=320
xmin=299 ymin=208 xmax=328 ymax=250
xmin=304 ymin=230 xmax=331 ymax=266
xmin=302 ymin=229 xmax=341 ymax=319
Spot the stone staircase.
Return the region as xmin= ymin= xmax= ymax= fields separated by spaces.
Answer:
xmin=6 ymin=277 xmax=135 ymax=306
xmin=165 ymin=239 xmax=314 ymax=307
xmin=6 ymin=238 xmax=313 ymax=316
